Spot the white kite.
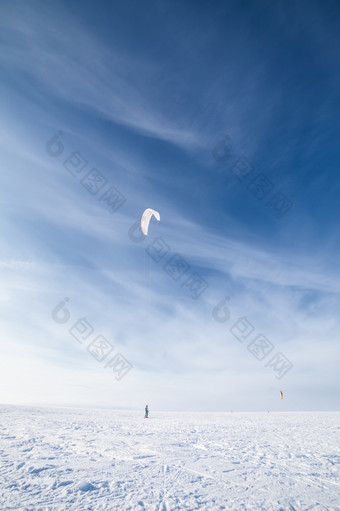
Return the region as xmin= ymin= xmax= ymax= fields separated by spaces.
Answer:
xmin=141 ymin=208 xmax=160 ymax=235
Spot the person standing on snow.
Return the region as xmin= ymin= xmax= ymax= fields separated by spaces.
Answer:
xmin=144 ymin=404 xmax=149 ymax=418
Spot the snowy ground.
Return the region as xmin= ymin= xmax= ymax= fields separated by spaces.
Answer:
xmin=0 ymin=407 xmax=339 ymax=510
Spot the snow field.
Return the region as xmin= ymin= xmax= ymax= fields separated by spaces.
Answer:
xmin=0 ymin=407 xmax=339 ymax=510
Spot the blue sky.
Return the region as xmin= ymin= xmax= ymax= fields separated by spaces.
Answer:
xmin=0 ymin=0 xmax=339 ymax=411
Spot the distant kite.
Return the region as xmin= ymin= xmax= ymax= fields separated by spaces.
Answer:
xmin=141 ymin=208 xmax=160 ymax=235
xmin=280 ymin=390 xmax=283 ymax=400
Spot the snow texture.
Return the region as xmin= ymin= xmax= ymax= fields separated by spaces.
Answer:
xmin=0 ymin=406 xmax=339 ymax=510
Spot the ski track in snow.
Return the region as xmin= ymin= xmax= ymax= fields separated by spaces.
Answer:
xmin=0 ymin=407 xmax=339 ymax=510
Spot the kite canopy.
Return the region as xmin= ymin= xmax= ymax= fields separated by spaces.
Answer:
xmin=141 ymin=208 xmax=160 ymax=235
xmin=280 ymin=390 xmax=283 ymax=400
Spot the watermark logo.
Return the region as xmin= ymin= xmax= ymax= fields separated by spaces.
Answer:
xmin=212 ymin=297 xmax=293 ymax=380
xmin=51 ymin=298 xmax=133 ymax=381
xmin=46 ymin=131 xmax=127 ymax=216
xmin=212 ymin=135 xmax=293 ymax=219
xmin=128 ymin=222 xmax=209 ymax=300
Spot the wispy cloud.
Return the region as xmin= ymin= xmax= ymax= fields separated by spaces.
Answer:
xmin=0 ymin=0 xmax=339 ymax=410
xmin=0 ymin=2 xmax=202 ymax=152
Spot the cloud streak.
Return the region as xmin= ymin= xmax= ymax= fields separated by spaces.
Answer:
xmin=0 ymin=0 xmax=339 ymax=410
